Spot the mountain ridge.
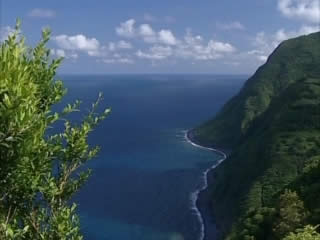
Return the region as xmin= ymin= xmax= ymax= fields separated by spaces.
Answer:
xmin=193 ymin=32 xmax=320 ymax=239
xmin=193 ymin=32 xmax=320 ymax=149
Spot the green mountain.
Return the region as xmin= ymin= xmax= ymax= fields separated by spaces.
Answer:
xmin=192 ymin=32 xmax=320 ymax=239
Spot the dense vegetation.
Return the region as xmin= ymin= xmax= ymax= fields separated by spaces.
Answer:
xmin=193 ymin=32 xmax=320 ymax=239
xmin=0 ymin=21 xmax=109 ymax=239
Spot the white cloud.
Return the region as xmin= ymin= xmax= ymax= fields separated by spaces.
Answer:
xmin=275 ymin=25 xmax=318 ymax=43
xmin=139 ymin=24 xmax=155 ymax=36
xmin=118 ymin=58 xmax=134 ymax=64
xmin=184 ymin=31 xmax=203 ymax=45
xmin=273 ymin=25 xmax=319 ymax=43
xmin=117 ymin=40 xmax=133 ymax=49
xmin=278 ymin=0 xmax=320 ymax=23
xmin=240 ymin=1 xmax=319 ymax=66
xmin=116 ymin=19 xmax=178 ymax=45
xmin=87 ymin=50 xmax=103 ymax=57
xmin=250 ymin=31 xmax=281 ymax=62
xmin=50 ymin=19 xmax=237 ymax=65
xmin=28 ymin=8 xmax=56 ymax=18
xmin=51 ymin=49 xmax=65 ymax=57
xmin=258 ymin=55 xmax=268 ymax=62
xmin=0 ymin=26 xmax=15 ymax=42
xmin=208 ymin=40 xmax=236 ymax=53
xmin=54 ymin=34 xmax=100 ymax=51
xmin=247 ymin=50 xmax=265 ymax=55
xmin=139 ymin=25 xmax=177 ymax=45
xmin=51 ymin=49 xmax=78 ymax=59
xmin=53 ymin=34 xmax=102 ymax=56
xmin=298 ymin=25 xmax=320 ymax=34
xmin=158 ymin=30 xmax=177 ymax=45
xmin=216 ymin=21 xmax=245 ymax=30
xmin=107 ymin=43 xmax=115 ymax=52
xmin=136 ymin=45 xmax=173 ymax=60
xmin=53 ymin=32 xmax=135 ymax=60
xmin=250 ymin=24 xmax=319 ymax=62
xmin=139 ymin=24 xmax=157 ymax=43
xmin=116 ymin=19 xmax=136 ymax=38
xmin=109 ymin=40 xmax=133 ymax=51
xmin=102 ymin=55 xmax=134 ymax=64
xmin=136 ymin=30 xmax=236 ymax=62
xmin=102 ymin=59 xmax=116 ymax=64
xmin=175 ymin=30 xmax=236 ymax=60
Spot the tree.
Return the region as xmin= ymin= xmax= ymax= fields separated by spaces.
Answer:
xmin=283 ymin=225 xmax=320 ymax=240
xmin=0 ymin=20 xmax=110 ymax=239
xmin=273 ymin=190 xmax=308 ymax=239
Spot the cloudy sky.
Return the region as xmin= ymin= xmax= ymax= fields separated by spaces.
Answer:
xmin=0 ymin=0 xmax=319 ymax=74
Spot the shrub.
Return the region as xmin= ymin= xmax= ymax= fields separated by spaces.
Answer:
xmin=0 ymin=20 xmax=110 ymax=239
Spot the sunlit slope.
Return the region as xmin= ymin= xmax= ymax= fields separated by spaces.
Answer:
xmin=193 ymin=32 xmax=320 ymax=149
xmin=193 ymin=32 xmax=320 ymax=239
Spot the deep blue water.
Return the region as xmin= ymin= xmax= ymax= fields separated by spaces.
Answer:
xmin=57 ymin=75 xmax=246 ymax=240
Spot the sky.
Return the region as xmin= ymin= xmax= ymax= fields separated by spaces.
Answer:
xmin=0 ymin=0 xmax=319 ymax=74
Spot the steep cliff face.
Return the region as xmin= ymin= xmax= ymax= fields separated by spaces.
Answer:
xmin=193 ymin=32 xmax=320 ymax=239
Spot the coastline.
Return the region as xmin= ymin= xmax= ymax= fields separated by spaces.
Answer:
xmin=184 ymin=129 xmax=227 ymax=240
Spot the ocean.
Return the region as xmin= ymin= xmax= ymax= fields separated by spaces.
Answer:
xmin=56 ymin=74 xmax=246 ymax=240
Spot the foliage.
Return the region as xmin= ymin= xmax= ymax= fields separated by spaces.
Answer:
xmin=0 ymin=20 xmax=110 ymax=239
xmin=192 ymin=32 xmax=320 ymax=239
xmin=228 ymin=207 xmax=275 ymax=240
xmin=283 ymin=225 xmax=320 ymax=240
xmin=273 ymin=190 xmax=308 ymax=239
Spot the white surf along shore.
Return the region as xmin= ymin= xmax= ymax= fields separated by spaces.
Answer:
xmin=184 ymin=130 xmax=227 ymax=240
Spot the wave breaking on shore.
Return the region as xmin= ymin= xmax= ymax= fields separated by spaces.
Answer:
xmin=184 ymin=130 xmax=227 ymax=240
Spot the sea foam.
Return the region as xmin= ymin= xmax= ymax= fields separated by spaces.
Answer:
xmin=184 ymin=130 xmax=227 ymax=240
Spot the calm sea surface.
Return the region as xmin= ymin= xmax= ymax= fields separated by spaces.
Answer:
xmin=56 ymin=75 xmax=246 ymax=240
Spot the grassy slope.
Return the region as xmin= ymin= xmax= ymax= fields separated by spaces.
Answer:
xmin=193 ymin=32 xmax=320 ymax=239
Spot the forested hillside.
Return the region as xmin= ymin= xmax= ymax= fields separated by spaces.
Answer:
xmin=194 ymin=32 xmax=320 ymax=149
xmin=192 ymin=32 xmax=320 ymax=239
